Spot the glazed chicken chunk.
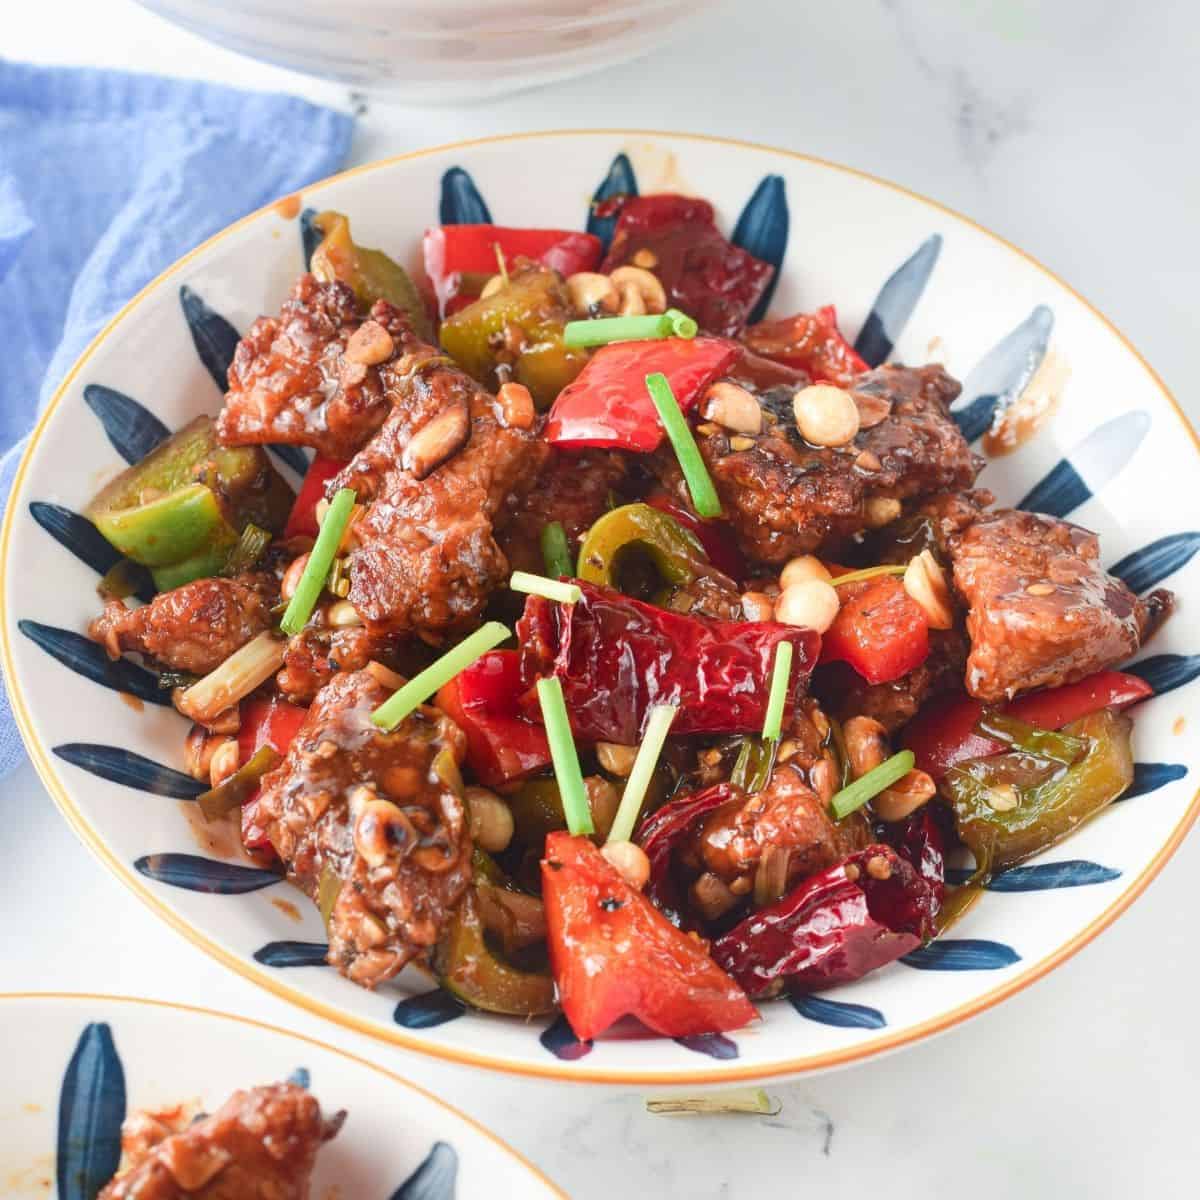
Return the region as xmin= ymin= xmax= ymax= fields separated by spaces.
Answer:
xmin=948 ymin=508 xmax=1172 ymax=702
xmin=250 ymin=669 xmax=472 ymax=987
xmin=98 ymin=1082 xmax=342 ymax=1200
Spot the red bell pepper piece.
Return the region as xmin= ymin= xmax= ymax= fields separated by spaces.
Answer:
xmin=644 ymin=493 xmax=748 ymax=584
xmin=282 ymin=455 xmax=345 ymax=540
xmin=712 ymin=844 xmax=939 ymax=996
xmin=542 ymin=832 xmax=758 ymax=1040
xmin=436 ymin=650 xmax=551 ymax=788
xmin=423 ymin=224 xmax=602 ymax=318
xmin=903 ymin=670 xmax=1154 ymax=780
xmin=820 ymin=575 xmax=930 ymax=685
xmin=742 ymin=304 xmax=869 ymax=387
xmin=545 ymin=336 xmax=739 ymax=452
xmin=601 ymin=194 xmax=774 ymax=337
xmin=237 ymin=696 xmax=308 ymax=849
xmin=517 ymin=581 xmax=819 ymax=744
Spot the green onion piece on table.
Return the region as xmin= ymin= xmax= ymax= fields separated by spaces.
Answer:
xmin=645 ymin=371 xmax=723 ymax=519
xmin=607 ymin=703 xmax=678 ymax=845
xmin=509 ymin=571 xmax=581 ymax=606
xmin=831 ymin=563 xmax=908 ymax=587
xmin=371 ymin=621 xmax=510 ymax=731
xmin=536 ymin=675 xmax=593 ymax=836
xmin=540 ymin=520 xmax=573 ymax=579
xmin=829 ymin=749 xmax=915 ymax=821
xmin=760 ymin=641 xmax=794 ymax=742
xmin=279 ymin=488 xmax=356 ymax=636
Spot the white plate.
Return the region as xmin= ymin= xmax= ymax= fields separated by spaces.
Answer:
xmin=4 ymin=131 xmax=1198 ymax=1085
xmin=0 ymin=992 xmax=561 ymax=1197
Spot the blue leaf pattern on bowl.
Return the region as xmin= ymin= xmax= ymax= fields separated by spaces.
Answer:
xmin=83 ymin=383 xmax=169 ymax=464
xmin=439 ymin=167 xmax=492 ymax=225
xmin=1017 ymin=410 xmax=1149 ymax=517
xmin=854 ymin=234 xmax=943 ymax=367
xmin=300 ymin=207 xmax=322 ymax=270
xmin=253 ymin=941 xmax=330 ymax=968
xmin=790 ymin=994 xmax=886 ymax=1030
xmin=1120 ymin=761 xmax=1188 ymax=801
xmin=390 ymin=1142 xmax=458 ymax=1200
xmin=1110 ymin=532 xmax=1200 ymax=593
xmin=29 ymin=502 xmax=155 ymax=601
xmin=57 ymin=1022 xmax=125 ymax=1200
xmin=1126 ymin=653 xmax=1200 ymax=697
xmin=985 ymin=860 xmax=1121 ymax=891
xmin=900 ymin=939 xmax=1020 ymax=970
xmin=287 ymin=1066 xmax=311 ymax=1088
xmin=180 ymin=284 xmax=239 ymax=392
xmin=587 ymin=153 xmax=638 ymax=248
xmin=730 ymin=175 xmax=788 ymax=322
xmin=54 ymin=743 xmax=203 ymax=799
xmin=951 ymin=305 xmax=1053 ymax=443
xmin=393 ymin=989 xmax=465 ymax=1029
xmin=674 ymin=1033 xmax=739 ymax=1059
xmin=135 ymin=853 xmax=283 ymax=894
xmin=19 ymin=621 xmax=168 ymax=705
xmin=539 ymin=1015 xmax=592 ymax=1060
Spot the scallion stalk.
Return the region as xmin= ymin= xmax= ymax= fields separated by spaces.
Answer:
xmin=562 ymin=313 xmax=675 ymax=348
xmin=607 ymin=703 xmax=678 ymax=844
xmin=646 ymin=372 xmax=722 ymax=519
xmin=831 ymin=563 xmax=907 ymax=588
xmin=509 ymin=571 xmax=581 ymax=606
xmin=536 ymin=676 xmax=593 ymax=836
xmin=760 ymin=642 xmax=794 ymax=742
xmin=540 ymin=521 xmax=573 ymax=579
xmin=177 ymin=631 xmax=287 ymax=725
xmin=371 ymin=622 xmax=509 ymax=731
xmin=665 ymin=308 xmax=698 ymax=338
xmin=280 ymin=487 xmax=356 ymax=635
xmin=829 ymin=750 xmax=915 ymax=820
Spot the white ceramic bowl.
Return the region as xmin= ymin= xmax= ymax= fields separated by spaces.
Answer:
xmin=0 ymin=993 xmax=561 ymax=1197
xmin=5 ymin=131 xmax=1198 ymax=1086
xmin=135 ymin=0 xmax=719 ymax=102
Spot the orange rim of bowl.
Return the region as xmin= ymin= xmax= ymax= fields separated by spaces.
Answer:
xmin=0 ymin=990 xmax=566 ymax=1196
xmin=3 ymin=130 xmax=1199 ymax=1086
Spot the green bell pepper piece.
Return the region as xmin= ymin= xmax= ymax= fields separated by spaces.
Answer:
xmin=943 ymin=708 xmax=1134 ymax=870
xmin=310 ymin=209 xmax=432 ymax=341
xmin=93 ymin=483 xmax=233 ymax=567
xmin=438 ymin=262 xmax=588 ymax=408
xmin=576 ymin=502 xmax=710 ymax=601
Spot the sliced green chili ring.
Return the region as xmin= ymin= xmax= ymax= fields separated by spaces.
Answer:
xmin=540 ymin=521 xmax=573 ymax=579
xmin=576 ymin=502 xmax=708 ymax=600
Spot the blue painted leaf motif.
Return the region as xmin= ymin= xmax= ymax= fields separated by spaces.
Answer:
xmin=83 ymin=383 xmax=169 ymax=464
xmin=538 ymin=1014 xmax=592 ymax=1060
xmin=300 ymin=207 xmax=322 ymax=270
xmin=952 ymin=305 xmax=1054 ymax=443
xmin=288 ymin=1067 xmax=311 ymax=1089
xmin=28 ymin=503 xmax=155 ymax=601
xmin=253 ymin=941 xmax=329 ymax=968
xmin=730 ymin=174 xmax=788 ymax=322
xmin=393 ymin=989 xmax=465 ymax=1030
xmin=1018 ymin=410 xmax=1150 ymax=517
xmin=57 ymin=1022 xmax=125 ymax=1200
xmin=854 ymin=234 xmax=943 ymax=367
xmin=54 ymin=744 xmax=203 ymax=799
xmin=674 ymin=1033 xmax=738 ymax=1060
xmin=390 ymin=1142 xmax=458 ymax=1200
xmin=135 ymin=854 xmax=283 ymax=894
xmin=1120 ymin=761 xmax=1188 ymax=802
xmin=1110 ymin=532 xmax=1200 ymax=593
xmin=986 ymin=860 xmax=1120 ymax=891
xmin=439 ymin=167 xmax=492 ymax=225
xmin=587 ymin=152 xmax=638 ymax=249
xmin=180 ymin=285 xmax=239 ymax=391
xmin=19 ymin=621 xmax=168 ymax=705
xmin=1127 ymin=654 xmax=1200 ymax=697
xmin=790 ymin=994 xmax=886 ymax=1030
xmin=901 ymin=939 xmax=1020 ymax=970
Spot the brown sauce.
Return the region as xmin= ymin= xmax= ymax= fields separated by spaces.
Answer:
xmin=273 ymin=193 xmax=302 ymax=219
xmin=272 ymin=897 xmax=303 ymax=923
xmin=119 ymin=692 xmax=144 ymax=713
xmin=983 ymin=349 xmax=1069 ymax=457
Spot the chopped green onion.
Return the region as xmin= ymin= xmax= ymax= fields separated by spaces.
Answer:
xmin=761 ymin=641 xmax=794 ymax=742
xmin=371 ymin=621 xmax=509 ymax=731
xmin=279 ymin=487 xmax=356 ymax=635
xmin=536 ymin=676 xmax=593 ymax=836
xmin=563 ymin=313 xmax=675 ymax=347
xmin=510 ymin=571 xmax=581 ymax=606
xmin=645 ymin=1088 xmax=780 ymax=1116
xmin=607 ymin=703 xmax=678 ymax=844
xmin=646 ymin=372 xmax=722 ymax=518
xmin=223 ymin=522 xmax=272 ymax=576
xmin=178 ymin=631 xmax=286 ymax=724
xmin=665 ymin=308 xmax=698 ymax=338
xmin=829 ymin=749 xmax=915 ymax=820
xmin=831 ymin=563 xmax=907 ymax=588
xmin=540 ymin=521 xmax=573 ymax=578
xmin=731 ymin=736 xmax=777 ymax=794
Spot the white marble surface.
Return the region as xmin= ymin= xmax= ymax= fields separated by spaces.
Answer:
xmin=4 ymin=1 xmax=1200 ymax=1195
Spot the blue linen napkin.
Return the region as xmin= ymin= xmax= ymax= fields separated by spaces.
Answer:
xmin=0 ymin=61 xmax=354 ymax=778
